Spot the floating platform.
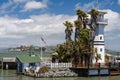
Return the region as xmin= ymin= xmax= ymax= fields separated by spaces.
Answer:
xmin=70 ymin=67 xmax=110 ymax=76
xmin=70 ymin=65 xmax=120 ymax=77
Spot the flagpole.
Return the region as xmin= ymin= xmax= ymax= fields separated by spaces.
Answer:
xmin=40 ymin=37 xmax=46 ymax=60
xmin=40 ymin=40 xmax=43 ymax=60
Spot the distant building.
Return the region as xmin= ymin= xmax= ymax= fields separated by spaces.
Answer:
xmin=2 ymin=57 xmax=16 ymax=69
xmin=9 ymin=45 xmax=41 ymax=52
xmin=16 ymin=52 xmax=41 ymax=73
xmin=108 ymin=55 xmax=120 ymax=63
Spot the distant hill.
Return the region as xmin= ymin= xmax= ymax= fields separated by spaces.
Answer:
xmin=105 ymin=49 xmax=120 ymax=56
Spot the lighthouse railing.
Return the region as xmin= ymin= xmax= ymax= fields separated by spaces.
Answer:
xmin=87 ymin=18 xmax=108 ymax=24
xmin=96 ymin=18 xmax=108 ymax=24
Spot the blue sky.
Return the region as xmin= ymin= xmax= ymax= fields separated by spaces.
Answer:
xmin=0 ymin=0 xmax=120 ymax=51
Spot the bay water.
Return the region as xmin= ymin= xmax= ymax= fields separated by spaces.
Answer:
xmin=0 ymin=69 xmax=120 ymax=80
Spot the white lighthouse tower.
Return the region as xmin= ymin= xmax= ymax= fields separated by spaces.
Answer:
xmin=93 ymin=11 xmax=108 ymax=63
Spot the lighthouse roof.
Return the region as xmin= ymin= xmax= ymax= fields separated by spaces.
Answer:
xmin=88 ymin=9 xmax=107 ymax=14
xmin=98 ymin=10 xmax=107 ymax=14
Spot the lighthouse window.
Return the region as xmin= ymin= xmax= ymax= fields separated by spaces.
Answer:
xmin=100 ymin=36 xmax=102 ymax=40
xmin=100 ymin=48 xmax=102 ymax=52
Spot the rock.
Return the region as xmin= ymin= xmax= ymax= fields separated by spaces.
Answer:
xmin=24 ymin=68 xmax=78 ymax=78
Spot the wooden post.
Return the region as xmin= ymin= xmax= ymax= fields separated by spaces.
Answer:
xmin=87 ymin=55 xmax=90 ymax=77
xmin=6 ymin=63 xmax=8 ymax=69
xmin=118 ymin=62 xmax=120 ymax=73
xmin=98 ymin=63 xmax=100 ymax=76
xmin=2 ymin=60 xmax=3 ymax=70
xmin=109 ymin=62 xmax=111 ymax=76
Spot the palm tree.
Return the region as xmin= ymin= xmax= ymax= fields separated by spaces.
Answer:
xmin=72 ymin=41 xmax=81 ymax=67
xmin=94 ymin=48 xmax=101 ymax=62
xmin=56 ymin=44 xmax=66 ymax=62
xmin=72 ymin=10 xmax=92 ymax=67
xmin=76 ymin=9 xmax=86 ymax=21
xmin=89 ymin=9 xmax=99 ymax=30
xmin=76 ymin=9 xmax=83 ymax=21
xmin=56 ymin=43 xmax=73 ymax=62
xmin=76 ymin=9 xmax=88 ymax=29
xmin=74 ymin=20 xmax=82 ymax=42
xmin=89 ymin=9 xmax=99 ymax=23
xmin=63 ymin=21 xmax=73 ymax=42
xmin=55 ymin=9 xmax=98 ymax=67
xmin=63 ymin=21 xmax=73 ymax=62
xmin=88 ymin=9 xmax=99 ymax=47
xmin=105 ymin=54 xmax=109 ymax=65
xmin=51 ymin=52 xmax=58 ymax=63
xmin=79 ymin=28 xmax=93 ymax=66
xmin=72 ymin=28 xmax=93 ymax=67
xmin=95 ymin=54 xmax=101 ymax=62
xmin=81 ymin=11 xmax=88 ymax=29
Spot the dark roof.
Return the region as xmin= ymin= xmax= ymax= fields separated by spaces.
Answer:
xmin=17 ymin=54 xmax=41 ymax=63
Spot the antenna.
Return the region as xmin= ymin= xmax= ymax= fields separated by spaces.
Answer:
xmin=96 ymin=0 xmax=99 ymax=10
xmin=94 ymin=0 xmax=99 ymax=10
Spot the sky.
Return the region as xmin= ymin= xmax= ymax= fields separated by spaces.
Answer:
xmin=0 ymin=0 xmax=120 ymax=51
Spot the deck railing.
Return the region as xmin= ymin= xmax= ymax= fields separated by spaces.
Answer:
xmin=41 ymin=62 xmax=72 ymax=68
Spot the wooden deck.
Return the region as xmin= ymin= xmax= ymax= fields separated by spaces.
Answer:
xmin=110 ymin=71 xmax=120 ymax=76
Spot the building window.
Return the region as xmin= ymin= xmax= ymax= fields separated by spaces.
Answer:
xmin=100 ymin=48 xmax=102 ymax=52
xmin=100 ymin=36 xmax=102 ymax=40
xmin=29 ymin=63 xmax=35 ymax=67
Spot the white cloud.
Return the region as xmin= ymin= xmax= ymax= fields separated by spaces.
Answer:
xmin=23 ymin=1 xmax=47 ymax=11
xmin=0 ymin=7 xmax=120 ymax=50
xmin=14 ymin=19 xmax=34 ymax=24
xmin=75 ymin=1 xmax=94 ymax=11
xmin=104 ymin=9 xmax=120 ymax=32
xmin=118 ymin=0 xmax=120 ymax=5
xmin=0 ymin=0 xmax=48 ymax=14
xmin=0 ymin=0 xmax=13 ymax=14
xmin=102 ymin=9 xmax=120 ymax=51
xmin=0 ymin=0 xmax=25 ymax=14
xmin=0 ymin=14 xmax=76 ymax=47
xmin=13 ymin=0 xmax=30 ymax=3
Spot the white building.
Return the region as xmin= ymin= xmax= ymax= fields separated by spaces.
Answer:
xmin=93 ymin=11 xmax=108 ymax=63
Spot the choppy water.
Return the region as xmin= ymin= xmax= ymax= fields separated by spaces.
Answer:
xmin=0 ymin=69 xmax=120 ymax=80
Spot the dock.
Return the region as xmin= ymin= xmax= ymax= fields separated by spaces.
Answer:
xmin=1 ymin=56 xmax=120 ymax=77
xmin=1 ymin=57 xmax=17 ymax=69
xmin=70 ymin=63 xmax=120 ymax=76
xmin=70 ymin=67 xmax=109 ymax=76
xmin=110 ymin=66 xmax=120 ymax=76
